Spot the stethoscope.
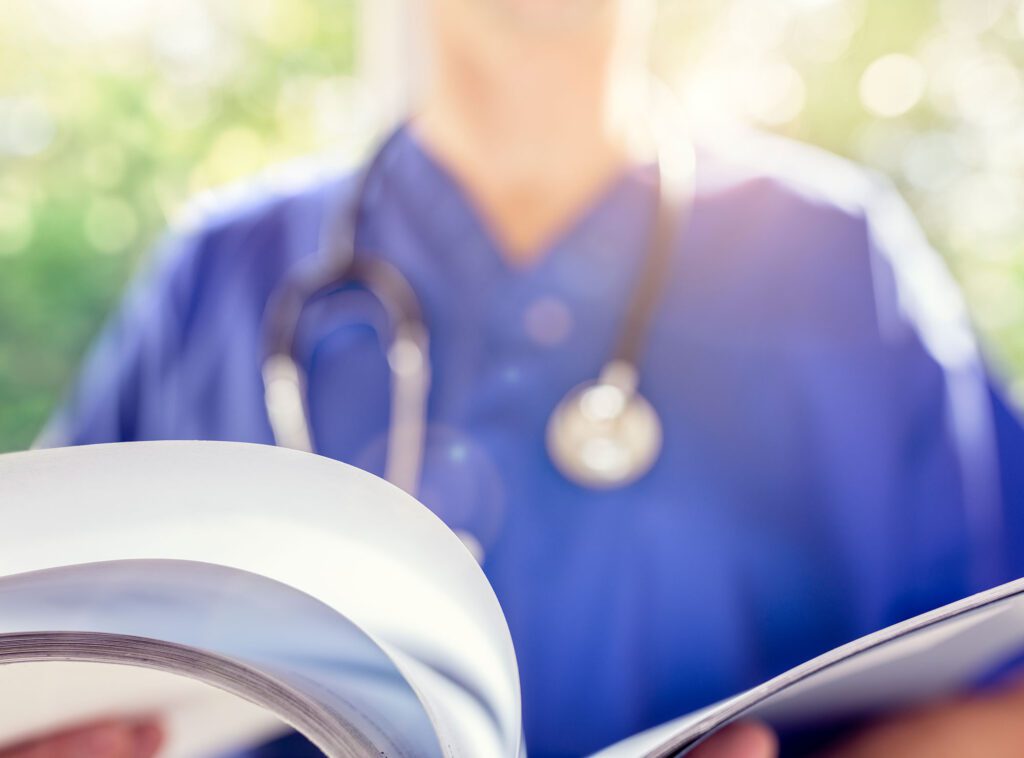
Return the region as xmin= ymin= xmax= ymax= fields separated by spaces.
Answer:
xmin=261 ymin=118 xmax=695 ymax=498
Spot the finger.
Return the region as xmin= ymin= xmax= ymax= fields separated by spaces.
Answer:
xmin=0 ymin=723 xmax=133 ymax=758
xmin=130 ymin=721 xmax=164 ymax=758
xmin=0 ymin=720 xmax=163 ymax=758
xmin=823 ymin=678 xmax=1024 ymax=758
xmin=689 ymin=721 xmax=778 ymax=758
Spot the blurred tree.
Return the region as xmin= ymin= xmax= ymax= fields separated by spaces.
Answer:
xmin=0 ymin=0 xmax=358 ymax=450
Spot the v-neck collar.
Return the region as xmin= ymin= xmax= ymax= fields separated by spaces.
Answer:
xmin=374 ymin=124 xmax=661 ymax=286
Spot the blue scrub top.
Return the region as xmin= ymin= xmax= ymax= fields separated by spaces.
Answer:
xmin=47 ymin=126 xmax=1024 ymax=757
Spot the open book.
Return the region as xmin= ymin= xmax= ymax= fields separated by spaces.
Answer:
xmin=2 ymin=441 xmax=1023 ymax=757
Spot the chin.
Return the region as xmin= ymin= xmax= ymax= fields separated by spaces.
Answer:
xmin=481 ymin=0 xmax=615 ymax=31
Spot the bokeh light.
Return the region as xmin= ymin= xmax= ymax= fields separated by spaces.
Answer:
xmin=859 ymin=54 xmax=927 ymax=117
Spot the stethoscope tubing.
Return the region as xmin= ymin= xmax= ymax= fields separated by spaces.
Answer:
xmin=262 ymin=117 xmax=695 ymax=494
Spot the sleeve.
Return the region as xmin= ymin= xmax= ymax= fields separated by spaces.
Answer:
xmin=991 ymin=383 xmax=1024 ymax=578
xmin=863 ymin=175 xmax=1022 ymax=591
xmin=37 ymin=230 xmax=205 ymax=447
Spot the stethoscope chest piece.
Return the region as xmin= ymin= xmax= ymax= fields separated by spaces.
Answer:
xmin=546 ymin=361 xmax=662 ymax=489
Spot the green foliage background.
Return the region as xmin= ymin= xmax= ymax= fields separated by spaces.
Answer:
xmin=1 ymin=0 xmax=1022 ymax=452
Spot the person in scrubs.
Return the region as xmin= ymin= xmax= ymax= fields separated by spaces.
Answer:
xmin=15 ymin=0 xmax=1024 ymax=757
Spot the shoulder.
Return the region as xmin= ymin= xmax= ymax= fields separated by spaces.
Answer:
xmin=692 ymin=126 xmax=881 ymax=269
xmin=136 ymin=155 xmax=361 ymax=328
xmin=109 ymin=155 xmax=363 ymax=368
xmin=686 ymin=127 xmax=967 ymax=353
xmin=695 ymin=126 xmax=876 ymax=213
xmin=167 ymin=155 xmax=359 ymax=280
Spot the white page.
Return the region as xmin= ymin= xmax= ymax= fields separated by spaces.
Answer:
xmin=753 ymin=600 xmax=1024 ymax=726
xmin=0 ymin=559 xmax=443 ymax=756
xmin=0 ymin=442 xmax=523 ymax=757
xmin=593 ymin=577 xmax=1024 ymax=757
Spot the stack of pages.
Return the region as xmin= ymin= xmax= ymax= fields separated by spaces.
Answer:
xmin=1 ymin=441 xmax=1023 ymax=757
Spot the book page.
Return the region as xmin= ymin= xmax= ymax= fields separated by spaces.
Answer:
xmin=0 ymin=559 xmax=443 ymax=756
xmin=752 ymin=600 xmax=1024 ymax=726
xmin=0 ymin=442 xmax=524 ymax=757
xmin=593 ymin=577 xmax=1024 ymax=757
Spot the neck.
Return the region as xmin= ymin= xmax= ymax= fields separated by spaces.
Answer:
xmin=412 ymin=13 xmax=648 ymax=264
